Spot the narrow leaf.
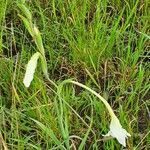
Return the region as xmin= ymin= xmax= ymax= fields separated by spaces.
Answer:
xmin=18 ymin=14 xmax=33 ymax=37
xmin=31 ymin=118 xmax=64 ymax=148
xmin=18 ymin=4 xmax=32 ymax=21
xmin=33 ymin=26 xmax=45 ymax=55
xmin=39 ymin=55 xmax=48 ymax=79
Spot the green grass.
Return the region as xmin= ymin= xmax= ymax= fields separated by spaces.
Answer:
xmin=0 ymin=0 xmax=150 ymax=149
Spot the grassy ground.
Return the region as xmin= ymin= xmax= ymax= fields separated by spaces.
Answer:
xmin=0 ymin=0 xmax=150 ymax=149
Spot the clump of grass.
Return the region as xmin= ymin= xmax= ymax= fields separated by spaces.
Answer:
xmin=0 ymin=0 xmax=7 ymax=52
xmin=0 ymin=0 xmax=149 ymax=149
xmin=18 ymin=2 xmax=131 ymax=148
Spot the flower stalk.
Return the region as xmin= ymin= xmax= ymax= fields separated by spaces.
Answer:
xmin=58 ymin=79 xmax=131 ymax=147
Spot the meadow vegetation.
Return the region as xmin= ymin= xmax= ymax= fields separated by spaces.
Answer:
xmin=0 ymin=0 xmax=150 ymax=149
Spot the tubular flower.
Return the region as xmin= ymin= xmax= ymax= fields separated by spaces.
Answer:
xmin=23 ymin=52 xmax=41 ymax=87
xmin=104 ymin=115 xmax=131 ymax=147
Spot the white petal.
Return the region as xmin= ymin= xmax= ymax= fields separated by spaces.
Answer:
xmin=23 ymin=52 xmax=41 ymax=87
xmin=104 ymin=116 xmax=131 ymax=147
xmin=104 ymin=131 xmax=111 ymax=137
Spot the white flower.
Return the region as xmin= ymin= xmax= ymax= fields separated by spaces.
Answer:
xmin=23 ymin=52 xmax=41 ymax=87
xmin=104 ymin=116 xmax=131 ymax=147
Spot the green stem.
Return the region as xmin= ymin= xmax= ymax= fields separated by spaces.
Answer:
xmin=61 ymin=79 xmax=115 ymax=118
xmin=46 ymin=77 xmax=58 ymax=88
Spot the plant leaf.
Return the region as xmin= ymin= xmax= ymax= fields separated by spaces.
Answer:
xmin=39 ymin=55 xmax=49 ymax=79
xmin=18 ymin=14 xmax=33 ymax=37
xmin=31 ymin=118 xmax=64 ymax=148
xmin=18 ymin=4 xmax=32 ymax=21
